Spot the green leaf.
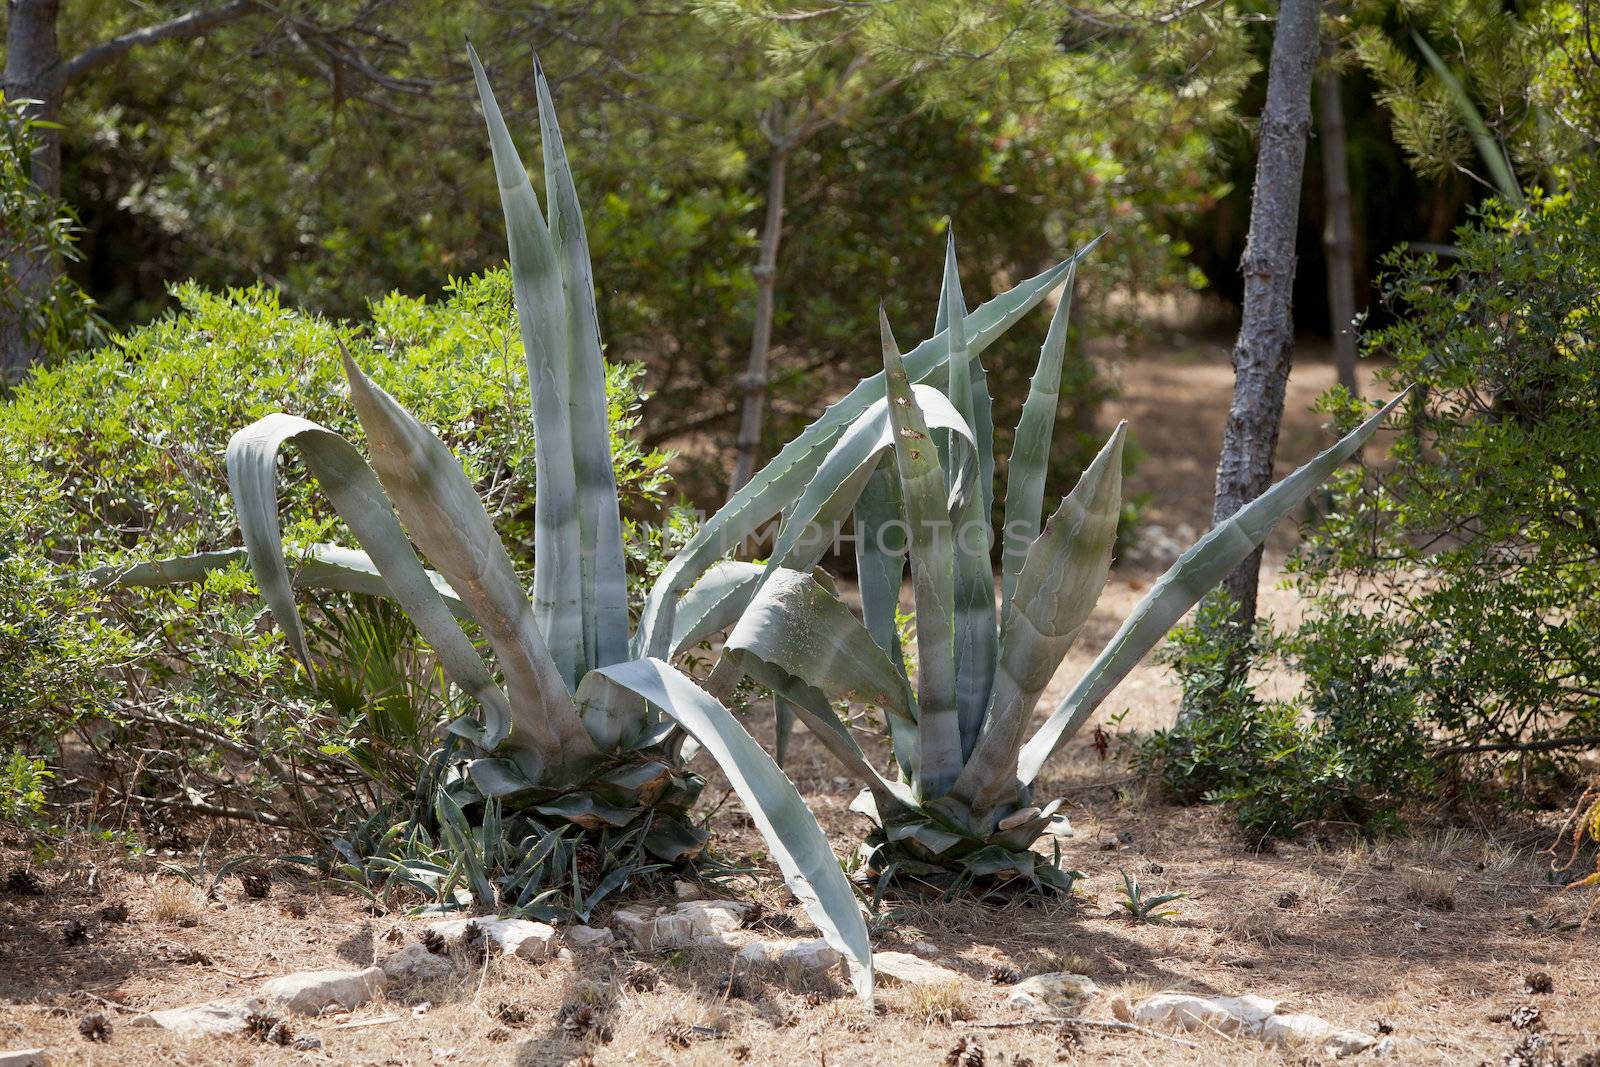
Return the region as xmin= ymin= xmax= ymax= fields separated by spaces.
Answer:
xmin=534 ymin=57 xmax=631 ymax=671
xmin=881 ymin=309 xmax=962 ymax=798
xmin=341 ymin=350 xmax=598 ymax=767
xmin=1017 ymin=393 xmax=1407 ymax=785
xmin=1001 ymin=260 xmax=1079 ymax=617
xmin=224 ymin=412 xmax=513 ymax=747
xmin=586 ymin=658 xmax=874 ymax=1002
xmin=469 ymin=46 xmax=587 ymax=689
xmin=952 ymin=423 xmax=1125 ymax=817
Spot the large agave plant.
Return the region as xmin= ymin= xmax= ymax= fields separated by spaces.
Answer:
xmin=715 ymin=237 xmax=1403 ymax=894
xmin=106 ymin=52 xmax=1108 ymax=998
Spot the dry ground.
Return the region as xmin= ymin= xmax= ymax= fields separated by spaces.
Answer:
xmin=4 ymin=338 xmax=1597 ymax=1065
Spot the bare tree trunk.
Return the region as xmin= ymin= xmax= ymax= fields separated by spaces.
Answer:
xmin=1211 ymin=0 xmax=1321 ymax=627
xmin=1318 ymin=38 xmax=1358 ymax=394
xmin=729 ymin=142 xmax=790 ymax=496
xmin=2 ymin=0 xmax=65 ymax=380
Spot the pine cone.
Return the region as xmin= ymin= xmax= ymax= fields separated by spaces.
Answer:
xmin=945 ymin=1035 xmax=985 ymax=1067
xmin=245 ymin=1011 xmax=292 ymax=1045
xmin=621 ymin=960 xmax=659 ymax=992
xmin=558 ymin=1003 xmax=597 ymax=1038
xmin=661 ymin=1021 xmax=693 ymax=1048
xmin=63 ymin=918 xmax=88 ymax=946
xmin=420 ymin=928 xmax=448 ymax=955
xmin=987 ymin=962 xmax=1021 ymax=985
xmin=5 ymin=868 xmax=42 ymax=895
xmin=100 ymin=902 xmax=130 ymax=923
xmin=280 ymin=898 xmax=308 ymax=920
xmin=238 ymin=866 xmax=272 ymax=899
xmin=575 ymin=843 xmax=600 ymax=883
xmin=494 ymin=1001 xmax=529 ymax=1026
xmin=460 ymin=920 xmax=490 ymax=963
xmin=78 ymin=1013 xmax=112 ymax=1043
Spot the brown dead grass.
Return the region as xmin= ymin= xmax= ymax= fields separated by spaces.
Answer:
xmin=4 ymin=341 xmax=1598 ymax=1065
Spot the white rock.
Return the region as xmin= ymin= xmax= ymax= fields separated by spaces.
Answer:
xmin=259 ymin=967 xmax=386 ymax=1015
xmin=909 ymin=940 xmax=940 ymax=958
xmin=566 ymin=924 xmax=615 ymax=950
xmin=1006 ymin=972 xmax=1099 ymax=1012
xmin=616 ymin=900 xmax=752 ymax=951
xmin=1133 ymin=992 xmax=1278 ymax=1035
xmin=873 ymin=951 xmax=964 ymax=986
xmin=380 ymin=943 xmax=453 ymax=984
xmin=673 ymin=880 xmax=704 ymax=900
xmin=736 ymin=937 xmax=842 ymax=975
xmin=133 ymin=996 xmax=264 ymax=1036
xmin=610 ymin=904 xmax=659 ymax=948
xmin=425 ymin=917 xmax=558 ymax=961
xmin=1261 ymin=1013 xmax=1375 ymax=1057
xmin=0 ymin=1050 xmax=49 ymax=1067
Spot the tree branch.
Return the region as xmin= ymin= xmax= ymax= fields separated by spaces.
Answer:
xmin=61 ymin=1 xmax=258 ymax=85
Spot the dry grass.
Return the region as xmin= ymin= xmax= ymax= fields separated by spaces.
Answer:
xmin=149 ymin=881 xmax=206 ymax=926
xmin=1401 ymin=868 xmax=1459 ymax=911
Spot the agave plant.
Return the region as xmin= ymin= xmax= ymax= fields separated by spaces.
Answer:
xmin=105 ymin=49 xmax=1111 ymax=997
xmin=713 ymin=236 xmax=1403 ymax=894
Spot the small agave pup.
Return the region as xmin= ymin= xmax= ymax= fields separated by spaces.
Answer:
xmin=716 ymin=237 xmax=1404 ymax=894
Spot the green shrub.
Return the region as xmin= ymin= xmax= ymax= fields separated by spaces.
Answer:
xmin=1292 ymin=175 xmax=1600 ymax=791
xmin=0 ymin=270 xmax=675 ymax=823
xmin=1137 ymin=594 xmax=1428 ymax=843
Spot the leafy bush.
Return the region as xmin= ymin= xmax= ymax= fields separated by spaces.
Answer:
xmin=0 ymin=270 xmax=674 ymax=824
xmin=1 ymin=95 xmax=102 ymax=380
xmin=1138 ymin=594 xmax=1428 ymax=843
xmin=1292 ymin=176 xmax=1600 ymax=790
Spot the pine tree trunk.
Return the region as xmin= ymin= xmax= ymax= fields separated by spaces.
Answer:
xmin=1211 ymin=0 xmax=1321 ymax=627
xmin=2 ymin=0 xmax=65 ymax=381
xmin=1318 ymin=41 xmax=1359 ymax=394
xmin=729 ymin=144 xmax=790 ymax=497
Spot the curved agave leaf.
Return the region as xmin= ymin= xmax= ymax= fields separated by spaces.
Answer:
xmin=586 ymin=658 xmax=874 ymax=1002
xmin=469 ymin=46 xmax=587 ymax=690
xmin=93 ymin=544 xmax=469 ymax=620
xmin=667 ymin=560 xmax=766 ymax=659
xmin=881 ymin=310 xmax=962 ymax=798
xmin=341 ymin=351 xmax=598 ymax=766
xmin=1001 ymin=261 xmax=1079 ymax=619
xmin=952 ymin=423 xmax=1126 ymax=817
xmin=763 ymin=385 xmax=975 ymax=582
xmin=1017 ymin=393 xmax=1407 ymax=785
xmin=1411 ymin=31 xmax=1523 ymax=206
xmin=634 ymin=243 xmax=1099 ymax=661
xmin=224 ymin=413 xmax=513 ymax=748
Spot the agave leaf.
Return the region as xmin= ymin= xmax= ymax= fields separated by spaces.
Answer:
xmin=726 ymin=568 xmax=915 ymax=735
xmin=1001 ymin=261 xmax=1079 ymax=619
xmin=881 ymin=310 xmax=962 ymax=798
xmin=634 ymin=244 xmax=1099 ymax=661
xmin=937 ymin=233 xmax=998 ymax=755
xmin=533 ymin=57 xmax=631 ymax=671
xmin=1411 ymin=31 xmax=1523 ymax=206
xmin=341 ymin=351 xmax=599 ymax=765
xmin=763 ymin=386 xmax=975 ymax=581
xmin=952 ymin=423 xmax=1126 ymax=817
xmin=586 ymin=657 xmax=874 ymax=1002
xmin=667 ymin=561 xmax=766 ymax=659
xmin=469 ymin=46 xmax=587 ymax=690
xmin=224 ymin=412 xmax=514 ymax=748
xmin=93 ymin=544 xmax=471 ymax=620
xmin=1017 ymin=393 xmax=1407 ymax=785
xmin=852 ymin=462 xmax=907 ymax=673
xmin=773 ymin=694 xmax=797 ymax=769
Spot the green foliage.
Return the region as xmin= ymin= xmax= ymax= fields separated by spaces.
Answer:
xmin=0 ymin=269 xmax=674 ymax=821
xmin=1115 ymin=868 xmax=1186 ymax=924
xmin=1138 ymin=594 xmax=1428 ymax=843
xmin=1 ymin=94 xmax=102 ymax=378
xmin=0 ymin=478 xmax=134 ymax=822
xmin=1291 ymin=178 xmax=1600 ymax=788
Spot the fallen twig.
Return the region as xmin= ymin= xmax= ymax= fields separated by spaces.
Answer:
xmin=972 ymin=1016 xmax=1200 ymax=1048
xmin=334 ymin=1014 xmax=403 ymax=1030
